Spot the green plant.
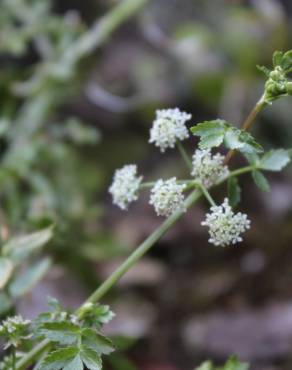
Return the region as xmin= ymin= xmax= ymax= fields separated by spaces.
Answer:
xmin=0 ymin=49 xmax=289 ymax=369
xmin=0 ymin=227 xmax=53 ymax=315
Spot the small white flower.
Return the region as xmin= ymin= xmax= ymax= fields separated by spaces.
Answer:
xmin=149 ymin=108 xmax=191 ymax=152
xmin=150 ymin=177 xmax=186 ymax=217
xmin=191 ymin=149 xmax=229 ymax=188
xmin=109 ymin=164 xmax=142 ymax=210
xmin=0 ymin=315 xmax=31 ymax=349
xmin=201 ymin=198 xmax=250 ymax=247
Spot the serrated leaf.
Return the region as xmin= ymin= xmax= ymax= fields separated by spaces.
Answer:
xmin=82 ymin=328 xmax=114 ymax=355
xmin=9 ymin=257 xmax=51 ymax=297
xmin=281 ymin=50 xmax=292 ymax=73
xmin=2 ymin=227 xmax=53 ymax=262
xmin=227 ymin=177 xmax=241 ymax=207
xmin=259 ymin=149 xmax=290 ymax=171
xmin=237 ymin=131 xmax=263 ymax=154
xmin=39 ymin=347 xmax=79 ymax=370
xmin=256 ymin=65 xmax=270 ymax=77
xmin=0 ymin=257 xmax=13 ymax=289
xmin=252 ymin=170 xmax=270 ymax=192
xmin=81 ymin=347 xmax=102 ymax=370
xmin=38 ymin=321 xmax=80 ymax=345
xmin=191 ymin=120 xmax=227 ymax=136
xmin=191 ymin=120 xmax=227 ymax=149
xmin=63 ymin=355 xmax=83 ymax=370
xmin=191 ymin=119 xmax=262 ymax=155
xmin=273 ymin=51 xmax=284 ymax=68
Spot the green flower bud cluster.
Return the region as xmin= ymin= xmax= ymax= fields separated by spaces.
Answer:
xmin=261 ymin=50 xmax=292 ymax=104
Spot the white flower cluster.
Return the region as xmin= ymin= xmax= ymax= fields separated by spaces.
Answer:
xmin=0 ymin=315 xmax=31 ymax=349
xmin=150 ymin=177 xmax=186 ymax=217
xmin=149 ymin=108 xmax=191 ymax=152
xmin=191 ymin=149 xmax=229 ymax=188
xmin=109 ymin=164 xmax=142 ymax=210
xmin=0 ymin=316 xmax=31 ymax=334
xmin=201 ymin=198 xmax=250 ymax=247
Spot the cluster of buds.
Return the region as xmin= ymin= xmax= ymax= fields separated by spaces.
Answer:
xmin=191 ymin=149 xmax=229 ymax=188
xmin=202 ymin=198 xmax=250 ymax=247
xmin=0 ymin=315 xmax=31 ymax=349
xmin=149 ymin=108 xmax=191 ymax=152
xmin=109 ymin=108 xmax=250 ymax=247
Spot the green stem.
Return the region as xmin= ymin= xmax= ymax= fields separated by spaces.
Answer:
xmin=197 ymin=183 xmax=216 ymax=207
xmin=76 ymin=189 xmax=201 ymax=316
xmin=229 ymin=165 xmax=255 ymax=178
xmin=12 ymin=348 xmax=16 ymax=370
xmin=140 ymin=180 xmax=194 ymax=189
xmin=15 ymin=339 xmax=50 ymax=370
xmin=176 ymin=141 xmax=192 ymax=170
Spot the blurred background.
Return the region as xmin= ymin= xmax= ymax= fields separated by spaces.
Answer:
xmin=1 ymin=0 xmax=292 ymax=369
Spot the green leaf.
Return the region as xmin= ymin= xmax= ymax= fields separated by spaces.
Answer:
xmin=82 ymin=328 xmax=114 ymax=355
xmin=39 ymin=347 xmax=79 ymax=370
xmin=222 ymin=355 xmax=249 ymax=370
xmin=63 ymin=355 xmax=83 ymax=370
xmin=80 ymin=347 xmax=102 ymax=370
xmin=191 ymin=119 xmax=227 ymax=149
xmin=81 ymin=303 xmax=115 ymax=329
xmin=38 ymin=321 xmax=80 ymax=345
xmin=0 ymin=292 xmax=12 ymax=314
xmin=223 ymin=129 xmax=244 ymax=150
xmin=190 ymin=120 xmax=227 ymax=136
xmin=2 ymin=227 xmax=53 ymax=263
xmin=227 ymin=177 xmax=241 ymax=207
xmin=0 ymin=257 xmax=13 ymax=289
xmin=9 ymin=257 xmax=51 ymax=297
xmin=256 ymin=65 xmax=270 ymax=77
xmin=196 ymin=361 xmax=213 ymax=370
xmin=273 ymin=51 xmax=284 ymax=67
xmin=281 ymin=50 xmax=292 ymax=73
xmin=259 ymin=149 xmax=290 ymax=171
xmin=191 ymin=120 xmax=263 ymax=155
xmin=237 ymin=131 xmax=263 ymax=154
xmin=252 ymin=170 xmax=270 ymax=192
xmin=244 ymin=152 xmax=260 ymax=166
xmin=199 ymin=134 xmax=224 ymax=149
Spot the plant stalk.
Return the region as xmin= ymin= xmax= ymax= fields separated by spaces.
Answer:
xmin=224 ymin=94 xmax=267 ymax=164
xmin=176 ymin=141 xmax=193 ymax=170
xmin=197 ymin=183 xmax=216 ymax=207
xmin=76 ymin=189 xmax=201 ymax=316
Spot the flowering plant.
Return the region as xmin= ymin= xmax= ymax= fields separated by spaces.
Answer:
xmin=1 ymin=3 xmax=292 ymax=365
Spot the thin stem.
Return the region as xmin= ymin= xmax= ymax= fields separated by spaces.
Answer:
xmin=76 ymin=189 xmax=202 ymax=317
xmin=12 ymin=348 xmax=16 ymax=370
xmin=176 ymin=141 xmax=192 ymax=171
xmin=197 ymin=183 xmax=216 ymax=207
xmin=224 ymin=94 xmax=267 ymax=165
xmin=140 ymin=180 xmax=194 ymax=189
xmin=229 ymin=165 xmax=255 ymax=178
xmin=16 ymin=339 xmax=50 ymax=370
